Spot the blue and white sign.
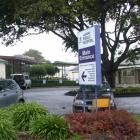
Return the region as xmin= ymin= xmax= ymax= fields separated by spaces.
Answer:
xmin=78 ymin=26 xmax=101 ymax=85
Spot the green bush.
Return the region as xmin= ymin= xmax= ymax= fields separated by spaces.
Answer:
xmin=12 ymin=103 xmax=48 ymax=131
xmin=114 ymin=87 xmax=140 ymax=97
xmin=32 ymin=79 xmax=78 ymax=87
xmin=0 ymin=109 xmax=11 ymax=120
xmin=30 ymin=115 xmax=69 ymax=140
xmin=0 ymin=119 xmax=17 ymax=140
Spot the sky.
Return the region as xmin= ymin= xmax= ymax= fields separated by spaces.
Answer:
xmin=0 ymin=32 xmax=78 ymax=63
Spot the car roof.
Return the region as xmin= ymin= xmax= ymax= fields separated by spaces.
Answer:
xmin=10 ymin=74 xmax=29 ymax=76
xmin=0 ymin=79 xmax=15 ymax=82
xmin=11 ymin=74 xmax=23 ymax=75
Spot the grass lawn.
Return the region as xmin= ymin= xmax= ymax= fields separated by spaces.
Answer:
xmin=133 ymin=114 xmax=140 ymax=124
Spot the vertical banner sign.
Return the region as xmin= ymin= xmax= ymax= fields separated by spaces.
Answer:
xmin=78 ymin=26 xmax=101 ymax=85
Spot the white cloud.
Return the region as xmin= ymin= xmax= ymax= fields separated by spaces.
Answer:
xmin=0 ymin=32 xmax=78 ymax=63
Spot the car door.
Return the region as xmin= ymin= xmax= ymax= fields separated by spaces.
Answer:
xmin=6 ymin=80 xmax=20 ymax=105
xmin=0 ymin=80 xmax=19 ymax=107
xmin=0 ymin=89 xmax=8 ymax=107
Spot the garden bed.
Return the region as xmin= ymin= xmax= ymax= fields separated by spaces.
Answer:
xmin=1 ymin=103 xmax=140 ymax=140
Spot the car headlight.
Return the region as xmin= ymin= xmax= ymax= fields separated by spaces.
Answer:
xmin=110 ymin=99 xmax=114 ymax=106
xmin=74 ymin=100 xmax=84 ymax=105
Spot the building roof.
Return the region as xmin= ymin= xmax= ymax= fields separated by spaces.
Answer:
xmin=0 ymin=59 xmax=7 ymax=64
xmin=118 ymin=59 xmax=140 ymax=69
xmin=0 ymin=55 xmax=37 ymax=64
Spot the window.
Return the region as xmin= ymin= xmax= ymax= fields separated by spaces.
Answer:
xmin=0 ymin=80 xmax=16 ymax=90
xmin=122 ymin=69 xmax=134 ymax=76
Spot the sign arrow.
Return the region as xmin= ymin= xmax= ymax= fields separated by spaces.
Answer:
xmin=81 ymin=71 xmax=87 ymax=81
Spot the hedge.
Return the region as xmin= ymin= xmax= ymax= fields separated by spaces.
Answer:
xmin=31 ymin=80 xmax=78 ymax=87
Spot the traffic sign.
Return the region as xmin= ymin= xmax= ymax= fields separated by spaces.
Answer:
xmin=78 ymin=26 xmax=101 ymax=85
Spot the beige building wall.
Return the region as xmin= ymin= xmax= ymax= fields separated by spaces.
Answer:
xmin=0 ymin=63 xmax=6 ymax=79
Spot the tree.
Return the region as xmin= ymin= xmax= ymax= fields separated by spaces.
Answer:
xmin=29 ymin=64 xmax=46 ymax=79
xmin=29 ymin=63 xmax=59 ymax=79
xmin=44 ymin=64 xmax=59 ymax=76
xmin=23 ymin=49 xmax=46 ymax=63
xmin=1 ymin=0 xmax=140 ymax=87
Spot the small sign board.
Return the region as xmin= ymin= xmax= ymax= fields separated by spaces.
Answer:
xmin=78 ymin=26 xmax=101 ymax=85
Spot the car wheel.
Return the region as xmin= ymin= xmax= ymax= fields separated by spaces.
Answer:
xmin=73 ymin=107 xmax=77 ymax=113
xmin=111 ymin=104 xmax=117 ymax=110
xmin=18 ymin=98 xmax=25 ymax=103
xmin=28 ymin=85 xmax=31 ymax=89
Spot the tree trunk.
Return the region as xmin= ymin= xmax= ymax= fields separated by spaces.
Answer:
xmin=104 ymin=69 xmax=116 ymax=88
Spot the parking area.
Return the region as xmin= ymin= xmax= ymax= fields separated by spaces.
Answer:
xmin=24 ymin=87 xmax=140 ymax=115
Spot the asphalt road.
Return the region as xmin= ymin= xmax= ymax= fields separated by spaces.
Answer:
xmin=24 ymin=87 xmax=140 ymax=115
xmin=24 ymin=87 xmax=76 ymax=115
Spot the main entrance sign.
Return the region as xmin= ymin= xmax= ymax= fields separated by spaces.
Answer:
xmin=78 ymin=26 xmax=101 ymax=85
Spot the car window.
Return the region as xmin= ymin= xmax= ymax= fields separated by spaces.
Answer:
xmin=76 ymin=92 xmax=95 ymax=99
xmin=79 ymin=83 xmax=111 ymax=92
xmin=0 ymin=80 xmax=16 ymax=91
xmin=13 ymin=75 xmax=24 ymax=81
xmin=79 ymin=86 xmax=95 ymax=92
xmin=25 ymin=76 xmax=29 ymax=80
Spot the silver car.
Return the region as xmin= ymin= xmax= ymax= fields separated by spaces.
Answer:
xmin=73 ymin=82 xmax=116 ymax=112
xmin=0 ymin=79 xmax=25 ymax=107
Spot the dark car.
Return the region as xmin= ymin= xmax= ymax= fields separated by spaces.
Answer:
xmin=73 ymin=82 xmax=116 ymax=112
xmin=10 ymin=74 xmax=31 ymax=89
xmin=0 ymin=79 xmax=25 ymax=107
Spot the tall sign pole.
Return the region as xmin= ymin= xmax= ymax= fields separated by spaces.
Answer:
xmin=78 ymin=26 xmax=101 ymax=112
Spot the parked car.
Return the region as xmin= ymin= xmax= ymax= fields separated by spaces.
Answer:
xmin=10 ymin=74 xmax=31 ymax=89
xmin=0 ymin=79 xmax=25 ymax=107
xmin=73 ymin=82 xmax=116 ymax=112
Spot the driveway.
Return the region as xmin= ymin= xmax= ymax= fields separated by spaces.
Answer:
xmin=24 ymin=87 xmax=76 ymax=115
xmin=115 ymin=97 xmax=140 ymax=114
xmin=24 ymin=87 xmax=140 ymax=115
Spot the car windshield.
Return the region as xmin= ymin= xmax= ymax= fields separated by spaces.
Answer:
xmin=77 ymin=83 xmax=111 ymax=99
xmin=0 ymin=80 xmax=16 ymax=91
xmin=79 ymin=84 xmax=110 ymax=92
xmin=13 ymin=75 xmax=24 ymax=81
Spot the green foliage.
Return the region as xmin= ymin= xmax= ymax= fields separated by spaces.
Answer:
xmin=31 ymin=80 xmax=78 ymax=87
xmin=29 ymin=63 xmax=59 ymax=78
xmin=1 ymin=0 xmax=140 ymax=87
xmin=44 ymin=63 xmax=59 ymax=76
xmin=133 ymin=114 xmax=140 ymax=124
xmin=12 ymin=103 xmax=48 ymax=131
xmin=114 ymin=87 xmax=140 ymax=97
xmin=0 ymin=119 xmax=17 ymax=140
xmin=0 ymin=109 xmax=11 ymax=120
xmin=29 ymin=64 xmax=46 ymax=79
xmin=30 ymin=115 xmax=69 ymax=140
xmin=70 ymin=133 xmax=81 ymax=140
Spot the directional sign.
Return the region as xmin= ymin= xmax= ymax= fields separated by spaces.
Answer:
xmin=78 ymin=26 xmax=101 ymax=85
xmin=81 ymin=71 xmax=87 ymax=81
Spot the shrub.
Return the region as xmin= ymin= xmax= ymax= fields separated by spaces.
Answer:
xmin=32 ymin=79 xmax=78 ymax=87
xmin=30 ymin=114 xmax=69 ymax=140
xmin=66 ymin=110 xmax=138 ymax=140
xmin=12 ymin=102 xmax=48 ymax=131
xmin=114 ymin=87 xmax=140 ymax=97
xmin=0 ymin=108 xmax=11 ymax=120
xmin=0 ymin=119 xmax=17 ymax=140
